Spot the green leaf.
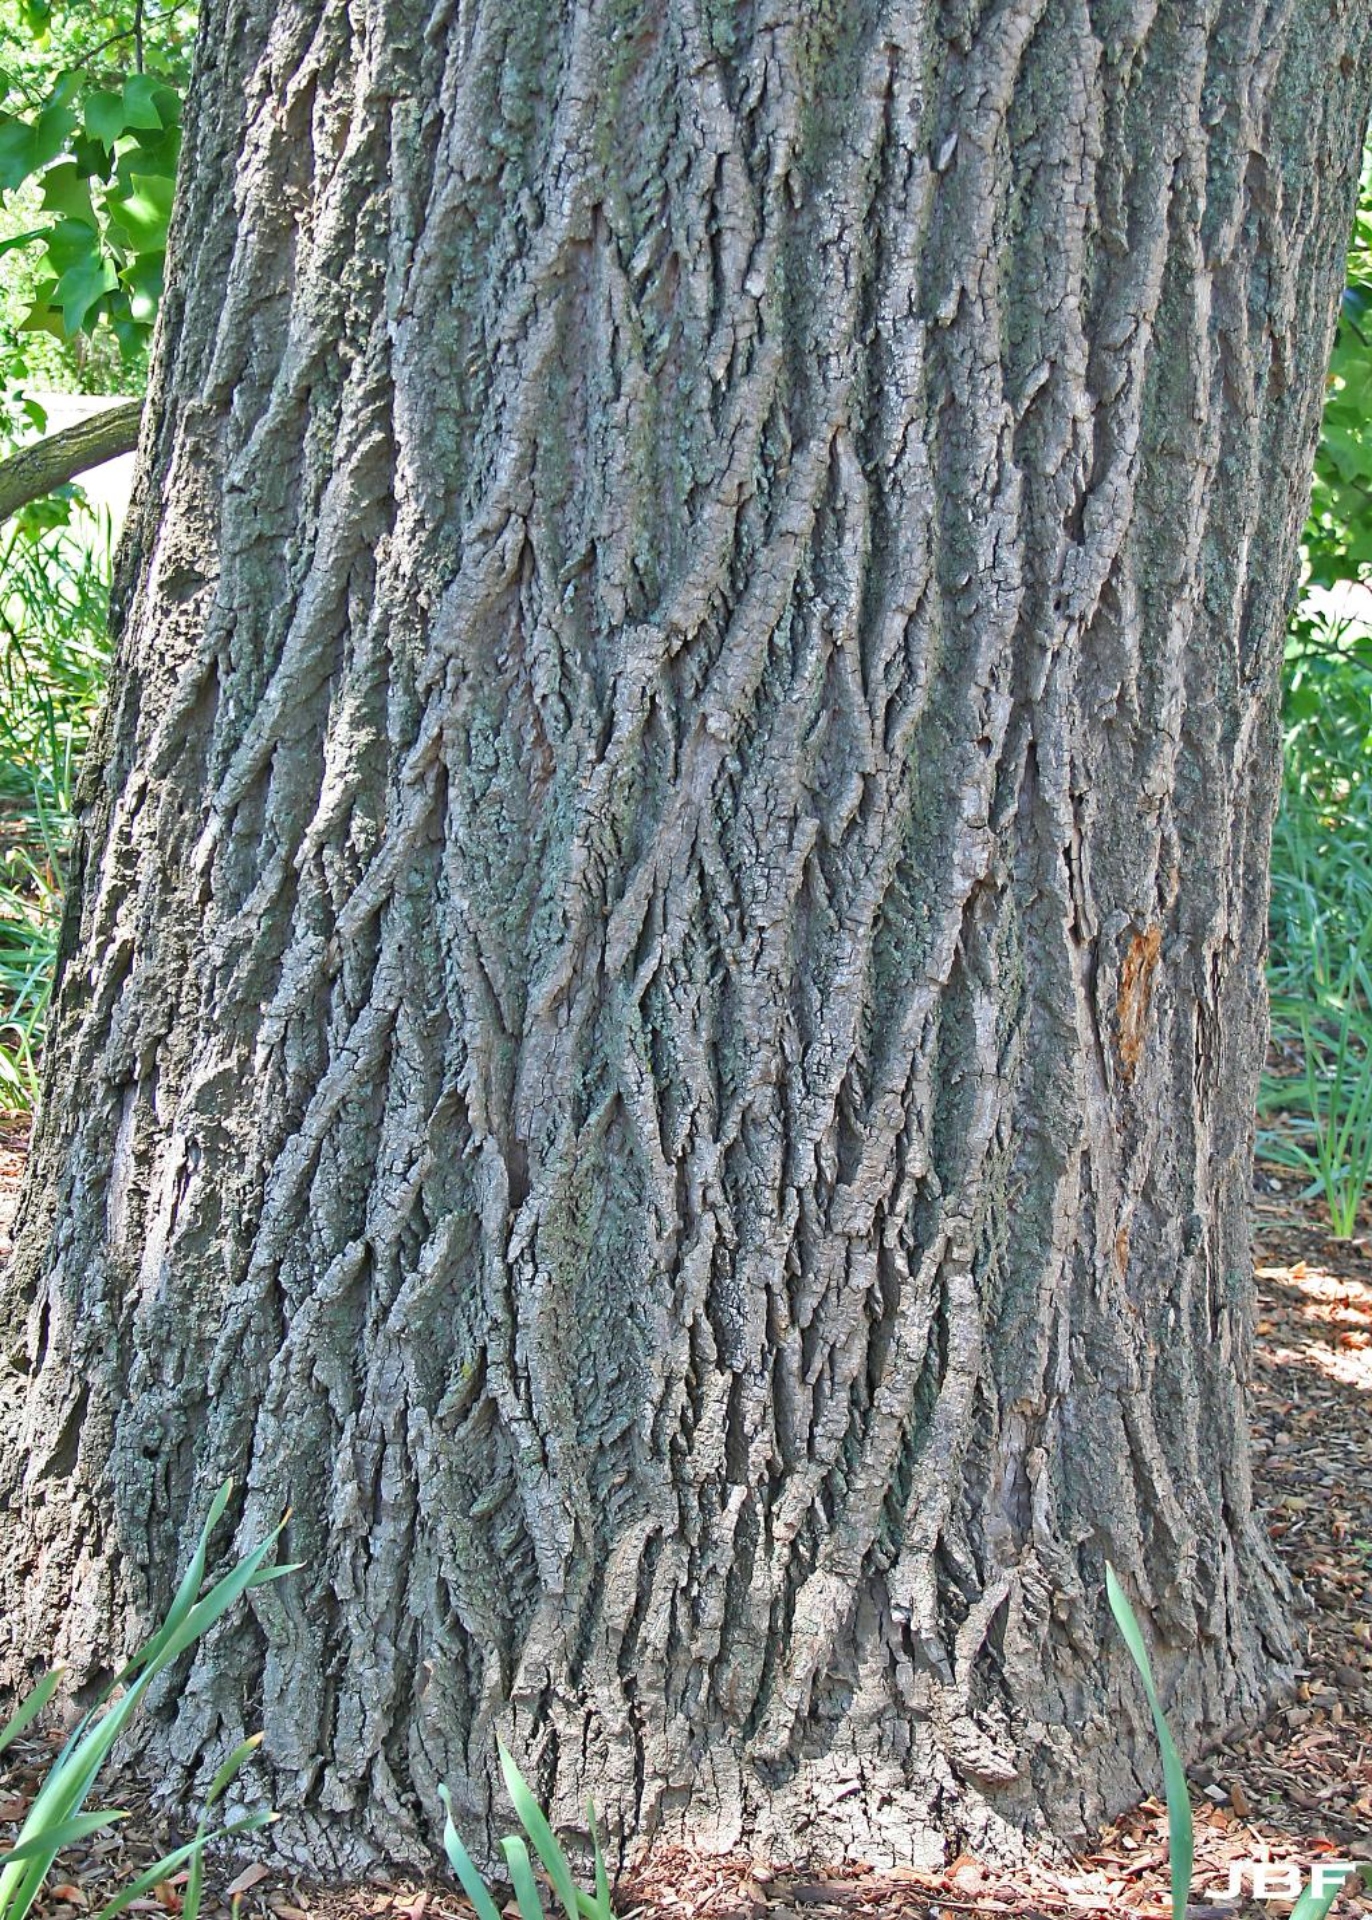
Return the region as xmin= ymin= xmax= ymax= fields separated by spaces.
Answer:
xmin=44 ymin=216 xmax=101 ymax=274
xmin=205 ymin=1732 xmax=262 ymax=1807
xmin=589 ymin=1805 xmax=610 ymax=1920
xmin=0 ymin=114 xmax=37 ymax=192
xmin=41 ymin=162 xmax=95 ymax=223
xmin=32 ymin=100 xmax=77 ymax=169
xmin=1 ymin=1480 xmax=286 ymax=1920
xmin=121 ymin=250 xmax=164 ymax=324
xmin=123 ymin=122 xmax=181 ymax=178
xmin=70 ymin=132 xmax=115 ymax=182
xmin=0 ymin=227 xmax=47 ymax=260
xmin=181 ymin=1842 xmax=205 ymax=1920
xmin=120 ymin=76 xmax=167 ymax=132
xmin=18 ymin=277 xmax=66 ymax=340
xmin=1289 ymin=1864 xmax=1372 ymax=1920
xmin=571 ymin=1808 xmax=612 ymax=1920
xmin=99 ymin=1476 xmax=237 ymax=1698
xmin=50 ymin=239 xmax=117 ymax=336
xmin=105 ymin=173 xmax=175 ymax=252
xmin=150 ymin=85 xmax=182 ymax=128
xmin=82 ymin=93 xmax=127 ymax=152
xmin=109 ymin=307 xmax=151 ymax=363
xmin=1105 ymin=1566 xmax=1193 ymax=1920
xmin=0 ymin=1809 xmax=126 ymax=1870
xmin=93 ymin=1833 xmax=213 ymax=1920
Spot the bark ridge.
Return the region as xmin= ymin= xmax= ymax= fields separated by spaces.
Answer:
xmin=3 ymin=0 xmax=1371 ymax=1879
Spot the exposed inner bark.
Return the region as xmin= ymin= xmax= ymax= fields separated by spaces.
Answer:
xmin=3 ymin=0 xmax=1371 ymax=1881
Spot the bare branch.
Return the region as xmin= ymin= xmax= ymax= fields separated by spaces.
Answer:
xmin=0 ymin=401 xmax=143 ymax=527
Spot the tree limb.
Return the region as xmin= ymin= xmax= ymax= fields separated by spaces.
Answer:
xmin=0 ymin=400 xmax=143 ymax=527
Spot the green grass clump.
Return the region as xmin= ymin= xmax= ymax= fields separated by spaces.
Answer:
xmin=1263 ymin=614 xmax=1372 ymax=1237
xmin=0 ymin=1477 xmax=295 ymax=1920
xmin=1260 ymin=139 xmax=1372 ymax=1234
xmin=440 ymin=1743 xmax=612 ymax=1920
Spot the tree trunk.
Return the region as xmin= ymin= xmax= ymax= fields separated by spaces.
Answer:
xmin=3 ymin=0 xmax=1370 ymax=1881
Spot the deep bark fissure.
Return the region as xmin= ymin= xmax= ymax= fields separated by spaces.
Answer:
xmin=2 ymin=0 xmax=1371 ymax=1882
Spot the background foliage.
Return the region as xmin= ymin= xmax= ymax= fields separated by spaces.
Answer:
xmin=0 ymin=2 xmax=185 ymax=1102
xmin=1301 ymin=143 xmax=1372 ymax=593
xmin=1260 ymin=143 xmax=1372 ymax=1236
xmin=0 ymin=0 xmax=195 ymax=434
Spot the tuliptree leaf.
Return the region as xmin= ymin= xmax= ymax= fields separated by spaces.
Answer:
xmin=0 ymin=115 xmax=37 ymax=192
xmin=82 ymin=93 xmax=126 ymax=152
xmin=120 ymin=76 xmax=166 ymax=132
xmin=18 ymin=277 xmax=66 ymax=339
xmin=31 ymin=100 xmax=76 ymax=169
xmin=70 ymin=132 xmax=115 ymax=181
xmin=121 ymin=250 xmax=164 ymax=323
xmin=108 ymin=300 xmax=150 ymax=363
xmin=0 ymin=228 xmax=46 ymax=260
xmin=53 ymin=247 xmax=117 ymax=334
xmin=105 ymin=173 xmax=174 ymax=251
xmin=40 ymin=162 xmax=95 ymax=223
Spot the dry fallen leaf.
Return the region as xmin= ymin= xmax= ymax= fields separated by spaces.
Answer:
xmin=225 ymin=1864 xmax=273 ymax=1899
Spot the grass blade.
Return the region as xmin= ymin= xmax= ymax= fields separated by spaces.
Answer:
xmin=0 ymin=1668 xmax=67 ymax=1758
xmin=0 ymin=1809 xmax=127 ymax=1867
xmin=205 ymin=1733 xmax=262 ymax=1807
xmin=499 ymin=1743 xmax=579 ymax=1920
xmin=437 ymin=1786 xmax=504 ymax=1920
xmin=589 ymin=1804 xmax=610 ymax=1920
xmin=1105 ymin=1565 xmax=1193 ymax=1920
xmin=1290 ymin=1863 xmax=1372 ymax=1920
xmin=501 ymin=1836 xmax=547 ymax=1920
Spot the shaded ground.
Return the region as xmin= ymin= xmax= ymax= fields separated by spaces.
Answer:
xmin=1 ymin=1126 xmax=1369 ymax=1917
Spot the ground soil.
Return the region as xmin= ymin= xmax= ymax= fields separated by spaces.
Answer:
xmin=1 ymin=1119 xmax=1369 ymax=1919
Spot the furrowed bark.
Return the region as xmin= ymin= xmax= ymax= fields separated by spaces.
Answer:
xmin=2 ymin=0 xmax=1370 ymax=1880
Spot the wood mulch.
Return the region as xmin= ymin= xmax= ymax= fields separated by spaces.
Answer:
xmin=1 ymin=1125 xmax=1370 ymax=1918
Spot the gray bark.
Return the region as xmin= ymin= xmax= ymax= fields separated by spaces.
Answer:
xmin=2 ymin=0 xmax=1370 ymax=1882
